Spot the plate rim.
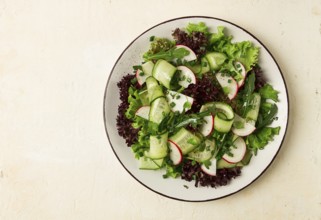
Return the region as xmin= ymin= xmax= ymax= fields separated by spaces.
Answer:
xmin=103 ymin=15 xmax=290 ymax=202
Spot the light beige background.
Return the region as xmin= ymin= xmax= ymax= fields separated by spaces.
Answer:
xmin=1 ymin=0 xmax=321 ymax=219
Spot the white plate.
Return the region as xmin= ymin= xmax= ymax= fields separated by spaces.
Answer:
xmin=103 ymin=16 xmax=289 ymax=202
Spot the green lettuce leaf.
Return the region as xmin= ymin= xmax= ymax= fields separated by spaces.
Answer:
xmin=186 ymin=22 xmax=209 ymax=34
xmin=247 ymin=126 xmax=280 ymax=155
xmin=259 ymin=84 xmax=279 ymax=102
xmin=125 ymin=87 xmax=142 ymax=120
xmin=209 ymin=26 xmax=259 ymax=72
xmin=131 ymin=116 xmax=150 ymax=158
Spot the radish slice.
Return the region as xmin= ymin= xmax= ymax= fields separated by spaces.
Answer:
xmin=136 ymin=69 xmax=149 ymax=86
xmin=168 ymin=140 xmax=183 ymax=165
xmin=216 ymin=72 xmax=239 ymax=100
xmin=135 ymin=106 xmax=150 ymax=120
xmin=175 ymin=45 xmax=197 ymax=61
xmin=166 ymin=90 xmax=194 ymax=113
xmin=201 ymin=157 xmax=217 ymax=176
xmin=177 ymin=66 xmax=196 ymax=88
xmin=235 ymin=61 xmax=247 ymax=87
xmin=232 ymin=114 xmax=256 ymax=136
xmin=199 ymin=115 xmax=214 ymax=137
xmin=222 ymin=136 xmax=246 ymax=164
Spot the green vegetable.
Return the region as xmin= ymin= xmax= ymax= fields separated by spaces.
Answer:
xmin=125 ymin=87 xmax=142 ymax=119
xmin=209 ymin=26 xmax=259 ymax=72
xmin=247 ymin=127 xmax=280 ymax=155
xmin=144 ymin=47 xmax=190 ymax=61
xmin=236 ymin=72 xmax=256 ymax=117
xmin=186 ymin=22 xmax=209 ymax=34
xmin=144 ymin=37 xmax=174 ymax=58
xmin=256 ymin=102 xmax=278 ymax=129
xmin=259 ymin=84 xmax=279 ymax=102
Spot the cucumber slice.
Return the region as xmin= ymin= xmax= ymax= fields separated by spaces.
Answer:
xmin=152 ymin=59 xmax=177 ymax=89
xmin=138 ymin=157 xmax=164 ymax=170
xmin=205 ymin=52 xmax=227 ymax=70
xmin=186 ymin=63 xmax=202 ymax=74
xmin=214 ymin=102 xmax=234 ymax=133
xmin=200 ymin=57 xmax=210 ymax=74
xmin=246 ymin=93 xmax=261 ymax=123
xmin=169 ymin=128 xmax=201 ymax=155
xmin=138 ymin=89 xmax=149 ymax=105
xmin=188 ymin=139 xmax=216 ymax=162
xmin=144 ymin=133 xmax=168 ymax=159
xmin=149 ymin=97 xmax=170 ymax=124
xmin=217 ymin=159 xmax=236 ymax=169
xmin=146 ymin=76 xmax=165 ymax=103
xmin=203 ymin=102 xmax=234 ymax=133
xmin=142 ymin=61 xmax=154 ymax=76
xmin=146 ymin=76 xmax=158 ymax=90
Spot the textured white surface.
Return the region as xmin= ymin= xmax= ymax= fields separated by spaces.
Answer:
xmin=0 ymin=0 xmax=321 ymax=219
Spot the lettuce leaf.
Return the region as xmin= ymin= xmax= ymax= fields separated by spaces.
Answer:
xmin=186 ymin=22 xmax=209 ymax=35
xmin=247 ymin=126 xmax=280 ymax=155
xmin=259 ymin=84 xmax=279 ymax=102
xmin=125 ymin=87 xmax=142 ymax=120
xmin=209 ymin=26 xmax=259 ymax=72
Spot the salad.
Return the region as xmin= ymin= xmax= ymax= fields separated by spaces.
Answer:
xmin=116 ymin=22 xmax=280 ymax=188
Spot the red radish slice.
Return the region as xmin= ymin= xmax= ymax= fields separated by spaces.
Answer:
xmin=177 ymin=66 xmax=196 ymax=88
xmin=175 ymin=45 xmax=197 ymax=61
xmin=136 ymin=69 xmax=149 ymax=86
xmin=201 ymin=157 xmax=217 ymax=176
xmin=135 ymin=106 xmax=150 ymax=120
xmin=232 ymin=114 xmax=256 ymax=136
xmin=222 ymin=136 xmax=246 ymax=164
xmin=215 ymin=72 xmax=239 ymax=100
xmin=166 ymin=90 xmax=194 ymax=113
xmin=235 ymin=61 xmax=247 ymax=87
xmin=168 ymin=140 xmax=183 ymax=165
xmin=199 ymin=115 xmax=214 ymax=137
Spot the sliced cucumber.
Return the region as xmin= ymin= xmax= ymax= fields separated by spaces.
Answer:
xmin=205 ymin=52 xmax=227 ymax=70
xmin=149 ymin=97 xmax=170 ymax=125
xmin=152 ymin=59 xmax=177 ymax=89
xmin=142 ymin=60 xmax=154 ymax=76
xmin=217 ymin=159 xmax=237 ymax=169
xmin=138 ymin=157 xmax=164 ymax=170
xmin=169 ymin=128 xmax=201 ymax=155
xmin=188 ymin=139 xmax=216 ymax=162
xmin=138 ymin=89 xmax=149 ymax=106
xmin=240 ymin=150 xmax=252 ymax=166
xmin=203 ymin=102 xmax=234 ymax=133
xmin=200 ymin=57 xmax=210 ymax=74
xmin=146 ymin=76 xmax=158 ymax=90
xmin=146 ymin=76 xmax=165 ymax=103
xmin=246 ymin=93 xmax=261 ymax=124
xmin=186 ymin=63 xmax=202 ymax=74
xmin=214 ymin=115 xmax=234 ymax=133
xmin=144 ymin=133 xmax=168 ymax=159
xmin=214 ymin=102 xmax=234 ymax=133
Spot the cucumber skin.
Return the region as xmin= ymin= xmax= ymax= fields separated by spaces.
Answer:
xmin=149 ymin=97 xmax=170 ymax=125
xmin=145 ymin=133 xmax=168 ymax=159
xmin=205 ymin=52 xmax=227 ymax=70
xmin=138 ymin=157 xmax=163 ymax=170
xmin=169 ymin=128 xmax=201 ymax=155
xmin=152 ymin=59 xmax=177 ymax=89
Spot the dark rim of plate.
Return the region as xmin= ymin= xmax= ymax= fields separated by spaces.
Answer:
xmin=103 ymin=16 xmax=290 ymax=202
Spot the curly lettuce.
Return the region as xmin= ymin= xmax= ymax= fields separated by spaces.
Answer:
xmin=125 ymin=87 xmax=142 ymax=120
xmin=209 ymin=26 xmax=259 ymax=72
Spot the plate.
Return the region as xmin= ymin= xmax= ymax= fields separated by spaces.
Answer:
xmin=103 ymin=16 xmax=289 ymax=202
